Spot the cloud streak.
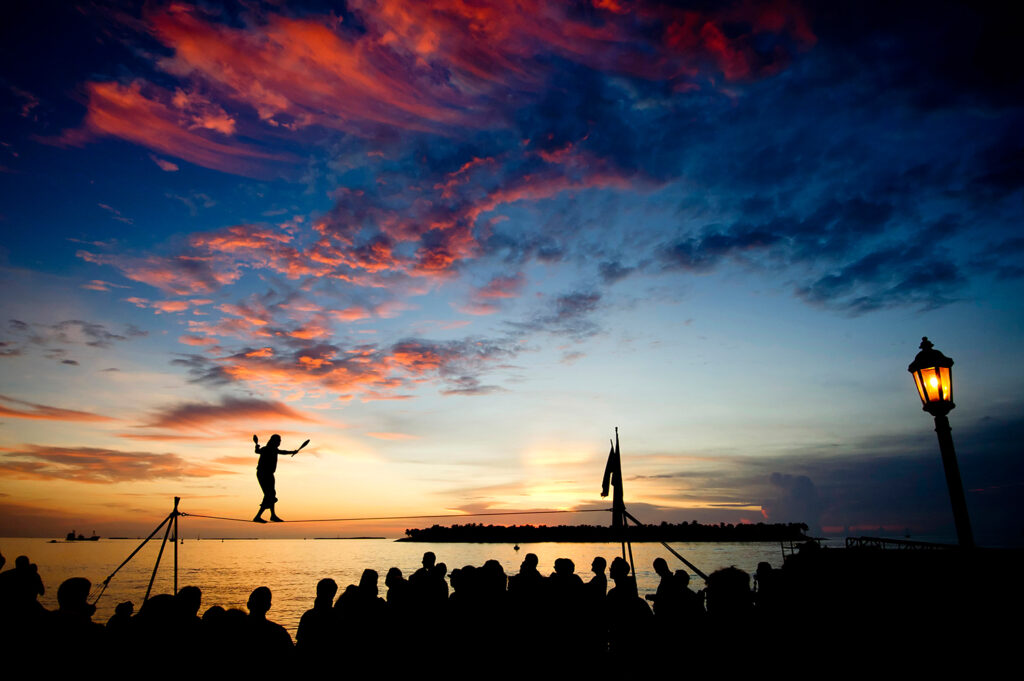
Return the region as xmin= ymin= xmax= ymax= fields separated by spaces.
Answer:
xmin=143 ymin=397 xmax=317 ymax=432
xmin=0 ymin=445 xmax=233 ymax=483
xmin=0 ymin=395 xmax=114 ymax=422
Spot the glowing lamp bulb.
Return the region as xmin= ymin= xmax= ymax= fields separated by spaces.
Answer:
xmin=908 ymin=337 xmax=955 ymax=413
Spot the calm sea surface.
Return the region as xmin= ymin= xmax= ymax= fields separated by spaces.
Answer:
xmin=1 ymin=537 xmax=831 ymax=635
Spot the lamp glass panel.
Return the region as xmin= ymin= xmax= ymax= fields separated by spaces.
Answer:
xmin=939 ymin=366 xmax=952 ymax=402
xmin=913 ymin=371 xmax=928 ymax=405
xmin=920 ymin=367 xmax=941 ymax=402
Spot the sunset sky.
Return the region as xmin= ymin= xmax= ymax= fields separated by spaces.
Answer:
xmin=1 ymin=0 xmax=1022 ymax=543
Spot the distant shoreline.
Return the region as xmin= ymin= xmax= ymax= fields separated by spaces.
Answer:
xmin=398 ymin=521 xmax=811 ymax=543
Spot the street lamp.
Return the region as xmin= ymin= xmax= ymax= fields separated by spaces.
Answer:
xmin=908 ymin=337 xmax=974 ymax=548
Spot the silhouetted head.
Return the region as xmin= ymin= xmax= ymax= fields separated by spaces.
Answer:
xmin=247 ymin=586 xmax=272 ymax=617
xmin=756 ymin=562 xmax=773 ymax=578
xmin=706 ymin=566 xmax=752 ymax=617
xmin=337 ymin=584 xmax=359 ymax=607
xmin=653 ymin=557 xmax=669 ymax=577
xmin=175 ymin=585 xmax=202 ymax=617
xmin=674 ymin=569 xmax=691 ymax=588
xmin=422 ymin=551 xmax=436 ymax=568
xmin=591 ymin=556 xmax=606 ymax=574
xmin=435 ymin=562 xmax=447 ymax=578
xmin=268 ymin=434 xmax=282 ymax=448
xmin=524 ymin=553 xmax=538 ymax=568
xmin=385 ymin=567 xmax=403 ymax=589
xmin=57 ymin=577 xmax=95 ymax=617
xmin=139 ymin=593 xmax=175 ymax=621
xmin=202 ymin=605 xmax=225 ymax=624
xmin=609 ymin=557 xmax=630 ymax=581
xmin=15 ymin=555 xmax=29 ymax=569
xmin=554 ymin=558 xmax=575 ymax=576
xmin=359 ymin=569 xmax=378 ymax=596
xmin=225 ymin=607 xmax=247 ymax=623
xmin=114 ymin=601 xmax=134 ymax=617
xmin=483 ymin=559 xmax=505 ymax=576
xmin=316 ymin=578 xmax=338 ymax=601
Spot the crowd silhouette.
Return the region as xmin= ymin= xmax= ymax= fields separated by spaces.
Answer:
xmin=4 ymin=542 xmax=1012 ymax=671
xmin=0 ymin=546 xmax=787 ymax=671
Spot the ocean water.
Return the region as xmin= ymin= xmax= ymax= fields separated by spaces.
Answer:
xmin=0 ymin=536 xmax=816 ymax=635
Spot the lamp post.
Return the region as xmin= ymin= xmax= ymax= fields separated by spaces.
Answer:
xmin=908 ymin=337 xmax=974 ymax=548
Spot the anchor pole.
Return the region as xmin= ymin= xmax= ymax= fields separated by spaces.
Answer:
xmin=173 ymin=496 xmax=180 ymax=595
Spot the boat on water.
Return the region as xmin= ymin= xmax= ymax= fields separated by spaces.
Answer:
xmin=64 ymin=530 xmax=100 ymax=541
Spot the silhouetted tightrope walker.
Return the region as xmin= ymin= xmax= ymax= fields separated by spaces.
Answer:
xmin=251 ymin=434 xmax=309 ymax=523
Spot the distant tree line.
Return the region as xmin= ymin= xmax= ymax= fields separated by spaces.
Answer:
xmin=400 ymin=521 xmax=810 ymax=543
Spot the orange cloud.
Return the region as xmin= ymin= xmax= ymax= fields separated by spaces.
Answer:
xmin=332 ymin=307 xmax=372 ymax=322
xmin=79 ymin=249 xmax=242 ymax=295
xmin=178 ymin=334 xmax=220 ymax=347
xmin=148 ymin=5 xmax=476 ymax=134
xmin=56 ymin=80 xmax=291 ymax=177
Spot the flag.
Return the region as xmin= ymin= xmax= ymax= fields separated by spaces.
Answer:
xmin=601 ymin=438 xmax=616 ymax=497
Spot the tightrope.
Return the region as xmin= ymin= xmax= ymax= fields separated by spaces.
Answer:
xmin=179 ymin=508 xmax=612 ymax=523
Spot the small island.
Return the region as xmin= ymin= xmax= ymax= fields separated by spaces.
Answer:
xmin=399 ymin=520 xmax=810 ymax=543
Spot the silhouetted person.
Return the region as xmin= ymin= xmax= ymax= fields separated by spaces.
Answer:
xmin=384 ymin=567 xmax=410 ymax=611
xmin=587 ymin=556 xmax=607 ymax=599
xmin=674 ymin=569 xmax=705 ymax=623
xmin=705 ymin=566 xmax=753 ymax=624
xmin=548 ymin=558 xmax=587 ymax=659
xmin=433 ymin=562 xmax=449 ymax=602
xmin=509 ymin=552 xmax=544 ymax=596
xmin=0 ymin=555 xmax=44 ymax=610
xmin=410 ymin=552 xmax=447 ymax=612
xmin=581 ymin=556 xmax=609 ymax=657
xmin=252 ymin=434 xmax=301 ymax=523
xmin=200 ymin=605 xmax=234 ymax=662
xmin=174 ymin=585 xmax=203 ymax=648
xmin=410 ymin=551 xmax=436 ymax=587
xmin=296 ymin=578 xmax=337 ymax=664
xmin=647 ymin=557 xmax=682 ymax=619
xmin=243 ymin=586 xmax=293 ymax=670
xmin=605 ymin=557 xmax=651 ymax=659
xmin=753 ymin=561 xmax=782 ymax=616
xmin=48 ymin=577 xmax=106 ymax=660
xmin=106 ymin=600 xmax=133 ymax=631
xmin=336 ymin=570 xmax=387 ymax=660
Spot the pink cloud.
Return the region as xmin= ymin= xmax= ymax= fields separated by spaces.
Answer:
xmin=475 ymin=272 xmax=525 ymax=300
xmin=149 ymin=154 xmax=179 ymax=172
xmin=144 ymin=396 xmax=317 ymax=432
xmin=365 ymin=432 xmax=419 ymax=440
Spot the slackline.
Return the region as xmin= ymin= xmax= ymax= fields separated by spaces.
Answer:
xmin=179 ymin=508 xmax=612 ymax=523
